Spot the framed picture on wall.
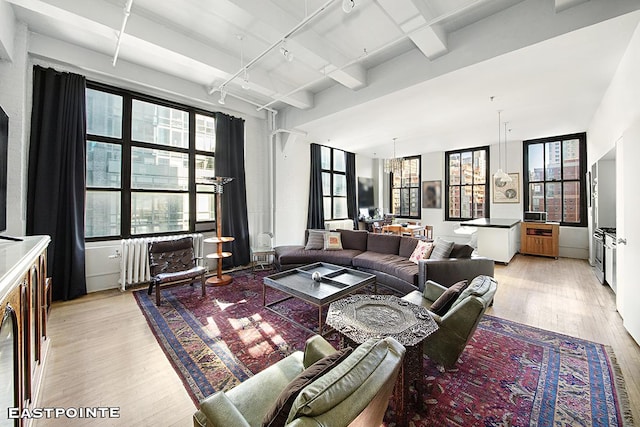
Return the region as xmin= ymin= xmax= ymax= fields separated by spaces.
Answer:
xmin=422 ymin=180 xmax=441 ymax=208
xmin=493 ymin=173 xmax=520 ymax=203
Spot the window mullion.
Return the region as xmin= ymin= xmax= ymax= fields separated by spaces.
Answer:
xmin=121 ymin=94 xmax=133 ymax=239
xmin=188 ymin=112 xmax=196 ymax=230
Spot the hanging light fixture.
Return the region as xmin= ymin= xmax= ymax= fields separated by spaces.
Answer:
xmin=494 ymin=110 xmax=510 ymax=182
xmin=383 ymin=137 xmax=404 ymax=175
xmin=218 ymin=88 xmax=227 ymax=105
xmin=237 ymin=34 xmax=250 ymax=90
xmin=501 ymin=121 xmax=512 ymax=183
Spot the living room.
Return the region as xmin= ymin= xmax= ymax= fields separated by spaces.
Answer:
xmin=1 ymin=0 xmax=640 ymax=425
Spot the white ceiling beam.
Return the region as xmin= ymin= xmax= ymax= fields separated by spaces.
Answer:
xmin=555 ymin=0 xmax=590 ymax=13
xmin=0 ymin=0 xmax=16 ymax=60
xmin=377 ymin=0 xmax=449 ymax=60
xmin=28 ymin=34 xmax=268 ymax=119
xmin=284 ymin=0 xmax=640 ymax=131
xmin=7 ymin=0 xmax=313 ymax=109
xmin=223 ymin=0 xmax=367 ymax=89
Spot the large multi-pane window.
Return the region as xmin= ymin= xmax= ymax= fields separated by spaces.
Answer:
xmin=321 ymin=146 xmax=348 ymax=220
xmin=85 ymin=84 xmax=216 ymax=240
xmin=445 ymin=147 xmax=489 ymax=221
xmin=391 ymin=156 xmax=421 ymax=218
xmin=523 ymin=133 xmax=586 ymax=226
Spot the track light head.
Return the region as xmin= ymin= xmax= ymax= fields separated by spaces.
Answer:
xmin=342 ymin=0 xmax=355 ymax=13
xmin=279 ymin=45 xmax=294 ymax=62
xmin=218 ymin=90 xmax=227 ymax=105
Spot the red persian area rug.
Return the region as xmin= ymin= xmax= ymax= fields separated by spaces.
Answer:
xmin=133 ymin=270 xmax=634 ymax=427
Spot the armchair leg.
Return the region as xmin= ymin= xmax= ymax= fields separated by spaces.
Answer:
xmin=147 ymin=283 xmax=154 ymax=295
xmin=156 ymin=285 xmax=161 ymax=306
xmin=200 ymin=274 xmax=206 ymax=298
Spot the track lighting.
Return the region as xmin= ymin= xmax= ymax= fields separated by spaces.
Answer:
xmin=342 ymin=0 xmax=355 ymax=13
xmin=218 ymin=89 xmax=227 ymax=105
xmin=280 ymin=45 xmax=294 ymax=62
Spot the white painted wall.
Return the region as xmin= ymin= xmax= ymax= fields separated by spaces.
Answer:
xmin=0 ymin=22 xmax=28 ymax=239
xmin=587 ymin=20 xmax=640 ymax=342
xmin=273 ymin=135 xmax=310 ymax=246
xmin=588 ymin=22 xmax=640 ymax=163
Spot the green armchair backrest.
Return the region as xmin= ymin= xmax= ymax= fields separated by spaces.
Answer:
xmin=193 ymin=335 xmax=406 ymax=427
xmin=403 ymin=275 xmax=497 ymax=368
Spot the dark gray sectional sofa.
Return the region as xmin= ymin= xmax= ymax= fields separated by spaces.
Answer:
xmin=274 ymin=229 xmax=495 ymax=295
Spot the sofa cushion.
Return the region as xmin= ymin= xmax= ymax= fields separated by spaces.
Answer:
xmin=278 ymin=247 xmax=362 ymax=266
xmin=409 ymin=241 xmax=434 ymax=264
xmin=275 ymin=245 xmax=304 ymax=258
xmin=366 ymin=233 xmax=401 ymax=255
xmin=353 ymin=252 xmax=418 ymax=285
xmin=262 ymin=347 xmax=352 ymax=427
xmin=429 ymin=280 xmax=468 ymax=315
xmin=323 ymin=232 xmax=343 ymax=251
xmin=450 ymin=243 xmax=474 ymax=258
xmin=305 ymin=230 xmax=326 ymax=250
xmin=430 ymin=238 xmax=455 ymax=259
xmin=338 ymin=229 xmax=368 ymax=252
xmin=287 ymin=338 xmax=388 ymax=422
xmin=398 ymin=236 xmax=420 ymax=258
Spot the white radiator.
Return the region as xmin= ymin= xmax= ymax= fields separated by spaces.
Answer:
xmin=119 ymin=233 xmax=204 ymax=291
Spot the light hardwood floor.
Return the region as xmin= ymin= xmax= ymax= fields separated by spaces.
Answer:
xmin=34 ymin=255 xmax=640 ymax=426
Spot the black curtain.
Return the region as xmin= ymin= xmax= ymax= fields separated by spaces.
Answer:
xmin=215 ymin=112 xmax=250 ymax=268
xmin=306 ymin=143 xmax=324 ymax=229
xmin=27 ymin=66 xmax=87 ymax=301
xmin=346 ymin=152 xmax=358 ymax=229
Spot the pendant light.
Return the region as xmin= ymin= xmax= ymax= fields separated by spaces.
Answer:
xmin=383 ymin=137 xmax=403 ymax=174
xmin=494 ymin=110 xmax=510 ymax=182
xmin=501 ymin=121 xmax=512 ymax=183
xmin=237 ymin=34 xmax=250 ymax=90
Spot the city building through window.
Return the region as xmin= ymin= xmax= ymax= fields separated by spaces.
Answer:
xmin=445 ymin=147 xmax=489 ymax=221
xmin=390 ymin=156 xmax=421 ymax=218
xmin=523 ymin=133 xmax=587 ymax=226
xmin=85 ymin=84 xmax=216 ymax=240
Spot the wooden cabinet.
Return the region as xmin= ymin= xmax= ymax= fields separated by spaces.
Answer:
xmin=520 ymin=222 xmax=559 ymax=258
xmin=0 ymin=236 xmax=50 ymax=426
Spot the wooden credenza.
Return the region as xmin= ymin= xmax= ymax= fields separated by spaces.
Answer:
xmin=520 ymin=222 xmax=559 ymax=258
xmin=0 ymin=236 xmax=51 ymax=427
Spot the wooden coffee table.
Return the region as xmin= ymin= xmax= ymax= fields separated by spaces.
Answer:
xmin=263 ymin=263 xmax=376 ymax=335
xmin=326 ymin=294 xmax=438 ymax=427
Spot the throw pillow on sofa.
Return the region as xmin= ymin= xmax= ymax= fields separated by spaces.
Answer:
xmin=409 ymin=240 xmax=434 ymax=264
xmin=324 ymin=232 xmax=343 ymax=250
xmin=430 ymin=238 xmax=455 ymax=259
xmin=305 ymin=230 xmax=326 ymax=250
xmin=429 ymin=280 xmax=469 ymax=315
xmin=262 ymin=347 xmax=352 ymax=427
xmin=449 ymin=243 xmax=474 ymax=258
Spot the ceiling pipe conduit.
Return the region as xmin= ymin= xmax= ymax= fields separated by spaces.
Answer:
xmin=208 ymin=86 xmax=278 ymax=114
xmin=208 ymin=0 xmax=339 ymax=95
xmin=112 ymin=0 xmax=134 ymax=67
xmin=255 ymin=0 xmax=489 ymax=111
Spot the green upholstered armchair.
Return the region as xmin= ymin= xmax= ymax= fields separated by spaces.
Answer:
xmin=193 ymin=335 xmax=405 ymax=427
xmin=402 ymin=275 xmax=497 ymax=369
